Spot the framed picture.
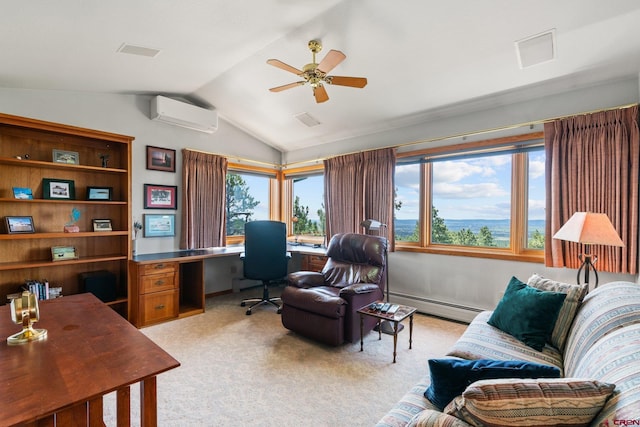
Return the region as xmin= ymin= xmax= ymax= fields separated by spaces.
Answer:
xmin=144 ymin=214 xmax=176 ymax=237
xmin=144 ymin=184 xmax=178 ymax=209
xmin=92 ymin=219 xmax=113 ymax=232
xmin=12 ymin=187 xmax=33 ymax=200
xmin=51 ymin=246 xmax=78 ymax=261
xmin=86 ymin=186 xmax=113 ymax=201
xmin=146 ymin=146 xmax=176 ymax=172
xmin=52 ymin=149 xmax=80 ymax=165
xmin=42 ymin=178 xmax=75 ymax=200
xmin=4 ymin=216 xmax=35 ymax=234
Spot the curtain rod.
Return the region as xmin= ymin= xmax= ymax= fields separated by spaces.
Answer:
xmin=281 ymin=102 xmax=638 ymax=169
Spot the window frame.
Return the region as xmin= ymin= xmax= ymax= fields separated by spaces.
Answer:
xmin=395 ymin=132 xmax=545 ymax=263
xmin=282 ymin=165 xmax=325 ymax=245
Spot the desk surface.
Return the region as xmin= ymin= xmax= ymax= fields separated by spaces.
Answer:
xmin=132 ymin=244 xmax=326 ymax=263
xmin=0 ymin=293 xmax=180 ymax=426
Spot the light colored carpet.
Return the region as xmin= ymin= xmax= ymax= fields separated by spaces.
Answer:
xmin=103 ymin=290 xmax=467 ymax=426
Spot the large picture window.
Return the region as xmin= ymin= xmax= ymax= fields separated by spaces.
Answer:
xmin=226 ymin=168 xmax=275 ymax=238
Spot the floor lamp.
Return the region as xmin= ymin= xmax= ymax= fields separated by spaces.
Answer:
xmin=360 ymin=219 xmax=401 ymax=335
xmin=552 ymin=212 xmax=625 ymax=288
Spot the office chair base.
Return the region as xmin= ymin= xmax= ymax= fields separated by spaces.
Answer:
xmin=241 ymin=297 xmax=282 ymax=315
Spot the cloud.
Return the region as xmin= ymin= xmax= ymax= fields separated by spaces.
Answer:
xmin=433 ymin=182 xmax=508 ymax=199
xmin=529 ymin=159 xmax=545 ymax=179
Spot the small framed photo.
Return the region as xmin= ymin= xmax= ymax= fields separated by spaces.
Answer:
xmin=42 ymin=178 xmax=75 ymax=200
xmin=4 ymin=216 xmax=35 ymax=234
xmin=51 ymin=246 xmax=78 ymax=261
xmin=92 ymin=219 xmax=113 ymax=232
xmin=86 ymin=186 xmax=113 ymax=201
xmin=144 ymin=214 xmax=176 ymax=237
xmin=52 ymin=149 xmax=80 ymax=165
xmin=12 ymin=187 xmax=33 ymax=200
xmin=146 ymin=145 xmax=176 ymax=172
xmin=144 ymin=184 xmax=178 ymax=209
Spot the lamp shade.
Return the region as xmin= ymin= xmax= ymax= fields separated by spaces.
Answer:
xmin=553 ymin=212 xmax=624 ymax=247
xmin=361 ymin=219 xmax=385 ymax=231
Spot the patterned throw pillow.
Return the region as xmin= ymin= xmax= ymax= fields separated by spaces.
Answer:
xmin=408 ymin=409 xmax=472 ymax=427
xmin=444 ymin=378 xmax=615 ymax=427
xmin=527 ymin=273 xmax=588 ymax=351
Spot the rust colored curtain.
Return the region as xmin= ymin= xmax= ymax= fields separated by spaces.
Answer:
xmin=180 ymin=149 xmax=227 ymax=249
xmin=545 ymin=104 xmax=639 ymax=274
xmin=324 ymin=148 xmax=396 ymax=249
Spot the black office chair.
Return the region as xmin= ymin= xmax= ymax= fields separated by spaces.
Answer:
xmin=240 ymin=220 xmax=290 ymax=315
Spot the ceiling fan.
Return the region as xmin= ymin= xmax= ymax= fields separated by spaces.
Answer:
xmin=267 ymin=40 xmax=367 ymax=103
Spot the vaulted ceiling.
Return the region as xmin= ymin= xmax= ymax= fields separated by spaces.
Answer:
xmin=3 ymin=0 xmax=640 ymax=152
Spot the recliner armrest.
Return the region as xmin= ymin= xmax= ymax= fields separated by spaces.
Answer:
xmin=339 ymin=283 xmax=380 ymax=295
xmin=287 ymin=271 xmax=326 ymax=288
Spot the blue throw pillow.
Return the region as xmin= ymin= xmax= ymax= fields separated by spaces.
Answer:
xmin=487 ymin=276 xmax=567 ymax=351
xmin=424 ymin=358 xmax=561 ymax=410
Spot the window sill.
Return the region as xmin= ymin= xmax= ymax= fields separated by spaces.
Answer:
xmin=395 ymin=243 xmax=544 ymax=263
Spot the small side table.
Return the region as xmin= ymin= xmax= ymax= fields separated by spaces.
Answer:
xmin=358 ymin=302 xmax=417 ymax=363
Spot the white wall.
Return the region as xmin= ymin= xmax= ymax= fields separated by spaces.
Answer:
xmin=1 ymin=84 xmax=638 ymax=312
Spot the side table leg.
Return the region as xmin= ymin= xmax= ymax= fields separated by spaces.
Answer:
xmin=393 ymin=321 xmax=399 ymax=363
xmin=409 ymin=314 xmax=414 ymax=350
xmin=360 ymin=313 xmax=364 ymax=352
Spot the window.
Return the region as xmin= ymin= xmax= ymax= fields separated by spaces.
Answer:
xmin=226 ymin=168 xmax=275 ymax=238
xmin=394 ymin=133 xmax=544 ymax=261
xmin=283 ymin=167 xmax=325 ymax=245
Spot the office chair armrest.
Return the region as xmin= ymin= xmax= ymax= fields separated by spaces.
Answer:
xmin=287 ymin=271 xmax=326 ymax=288
xmin=339 ymin=283 xmax=380 ymax=295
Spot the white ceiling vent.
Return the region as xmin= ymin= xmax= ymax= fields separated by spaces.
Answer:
xmin=117 ymin=43 xmax=161 ymax=58
xmin=150 ymin=96 xmax=218 ymax=134
xmin=515 ymin=29 xmax=556 ymax=69
xmin=294 ymin=112 xmax=321 ymax=127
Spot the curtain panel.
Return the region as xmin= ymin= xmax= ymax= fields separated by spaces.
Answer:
xmin=180 ymin=149 xmax=228 ymax=249
xmin=324 ymin=148 xmax=396 ymax=250
xmin=544 ymin=104 xmax=639 ymax=275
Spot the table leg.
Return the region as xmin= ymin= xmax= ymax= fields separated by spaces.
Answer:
xmin=393 ymin=321 xmax=399 ymax=363
xmin=117 ymin=385 xmax=131 ymax=427
xmin=360 ymin=313 xmax=364 ymax=352
xmin=140 ymin=376 xmax=157 ymax=427
xmin=409 ymin=314 xmax=414 ymax=350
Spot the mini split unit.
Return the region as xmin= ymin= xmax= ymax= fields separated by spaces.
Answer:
xmin=150 ymin=95 xmax=218 ymax=133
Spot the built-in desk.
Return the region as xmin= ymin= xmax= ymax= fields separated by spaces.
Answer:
xmin=130 ymin=245 xmax=326 ymax=327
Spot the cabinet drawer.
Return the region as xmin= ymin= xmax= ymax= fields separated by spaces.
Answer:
xmin=140 ymin=262 xmax=177 ymax=276
xmin=141 ymin=289 xmax=178 ymax=324
xmin=302 ymin=254 xmax=327 ymax=272
xmin=141 ymin=272 xmax=176 ymax=293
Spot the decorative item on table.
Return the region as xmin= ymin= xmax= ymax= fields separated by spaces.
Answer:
xmin=133 ymin=219 xmax=143 ymax=255
xmin=12 ymin=187 xmax=33 ymax=199
xmin=52 ymin=149 xmax=79 ymax=165
xmin=291 ymin=216 xmax=300 ymax=245
xmin=7 ymin=291 xmax=47 ymax=345
xmin=4 ymin=216 xmax=35 ymax=234
xmin=86 ymin=186 xmax=112 ymax=201
xmin=64 ymin=207 xmax=81 ymax=232
xmin=99 ymin=153 xmax=109 ymax=168
xmin=92 ymin=219 xmax=112 ymax=232
xmin=42 ymin=178 xmax=75 ymax=200
xmin=51 ymin=245 xmax=78 ymax=261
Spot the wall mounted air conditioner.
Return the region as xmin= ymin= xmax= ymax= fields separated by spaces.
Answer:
xmin=150 ymin=95 xmax=218 ymax=133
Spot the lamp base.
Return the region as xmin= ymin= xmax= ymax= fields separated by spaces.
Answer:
xmin=375 ymin=320 xmax=404 ymax=335
xmin=7 ymin=325 xmax=47 ymax=345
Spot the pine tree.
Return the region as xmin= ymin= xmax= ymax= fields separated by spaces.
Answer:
xmin=477 ymin=226 xmax=496 ymax=247
xmin=431 ymin=207 xmax=452 ymax=244
xmin=225 ymin=173 xmax=259 ymax=235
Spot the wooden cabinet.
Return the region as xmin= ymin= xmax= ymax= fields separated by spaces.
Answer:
xmin=300 ymin=253 xmax=328 ymax=272
xmin=129 ymin=261 xmax=179 ymax=327
xmin=0 ymin=113 xmax=133 ymax=318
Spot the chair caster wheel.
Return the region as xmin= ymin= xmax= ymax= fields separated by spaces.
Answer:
xmin=246 ymin=310 xmax=252 ymax=315
xmin=240 ymin=302 xmax=246 ymax=307
xmin=277 ymin=308 xmax=282 ymax=314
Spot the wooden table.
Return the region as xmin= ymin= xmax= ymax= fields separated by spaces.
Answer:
xmin=0 ymin=293 xmax=180 ymax=427
xmin=358 ymin=303 xmax=417 ymax=363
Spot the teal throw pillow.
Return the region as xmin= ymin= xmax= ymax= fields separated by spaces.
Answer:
xmin=424 ymin=358 xmax=561 ymax=411
xmin=488 ymin=276 xmax=567 ymax=351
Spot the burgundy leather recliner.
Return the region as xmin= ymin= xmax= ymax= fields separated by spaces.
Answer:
xmin=281 ymin=233 xmax=387 ymax=346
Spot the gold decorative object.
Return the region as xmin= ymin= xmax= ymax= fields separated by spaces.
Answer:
xmin=7 ymin=291 xmax=47 ymax=344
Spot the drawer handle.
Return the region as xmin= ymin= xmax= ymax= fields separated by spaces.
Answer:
xmin=154 ymin=264 xmax=165 ymax=269
xmin=154 ymin=280 xmax=165 ymax=286
xmin=155 ymin=304 xmax=165 ymax=310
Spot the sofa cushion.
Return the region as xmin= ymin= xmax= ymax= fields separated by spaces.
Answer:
xmin=375 ymin=379 xmax=440 ymax=427
xmin=408 ymin=409 xmax=472 ymax=427
xmin=445 ymin=378 xmax=615 ymax=427
xmin=446 ymin=311 xmax=563 ymax=371
xmin=424 ymin=358 xmax=561 ymax=410
xmin=488 ymin=276 xmax=566 ymax=351
xmin=280 ymin=286 xmax=346 ymax=319
xmin=527 ymin=273 xmax=587 ymax=351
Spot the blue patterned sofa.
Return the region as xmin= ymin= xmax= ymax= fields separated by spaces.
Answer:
xmin=376 ymin=279 xmax=640 ymax=426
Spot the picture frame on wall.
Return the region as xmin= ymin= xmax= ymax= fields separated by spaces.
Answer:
xmin=42 ymin=178 xmax=75 ymax=200
xmin=4 ymin=216 xmax=35 ymax=234
xmin=144 ymin=214 xmax=176 ymax=237
xmin=144 ymin=184 xmax=178 ymax=209
xmin=146 ymin=145 xmax=176 ymax=172
xmin=52 ymin=149 xmax=80 ymax=165
xmin=86 ymin=186 xmax=113 ymax=201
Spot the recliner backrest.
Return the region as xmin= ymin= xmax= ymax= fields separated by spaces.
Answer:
xmin=322 ymin=233 xmax=387 ymax=288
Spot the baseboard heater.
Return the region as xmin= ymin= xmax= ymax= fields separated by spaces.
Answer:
xmin=391 ymin=292 xmax=484 ymax=324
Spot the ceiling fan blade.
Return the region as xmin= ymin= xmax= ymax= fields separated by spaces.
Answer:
xmin=316 ymin=49 xmax=346 ymax=74
xmin=313 ymin=85 xmax=329 ymax=103
xmin=327 ymin=76 xmax=368 ymax=88
xmin=269 ymin=81 xmax=305 ymax=92
xmin=267 ymin=59 xmax=303 ymax=75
